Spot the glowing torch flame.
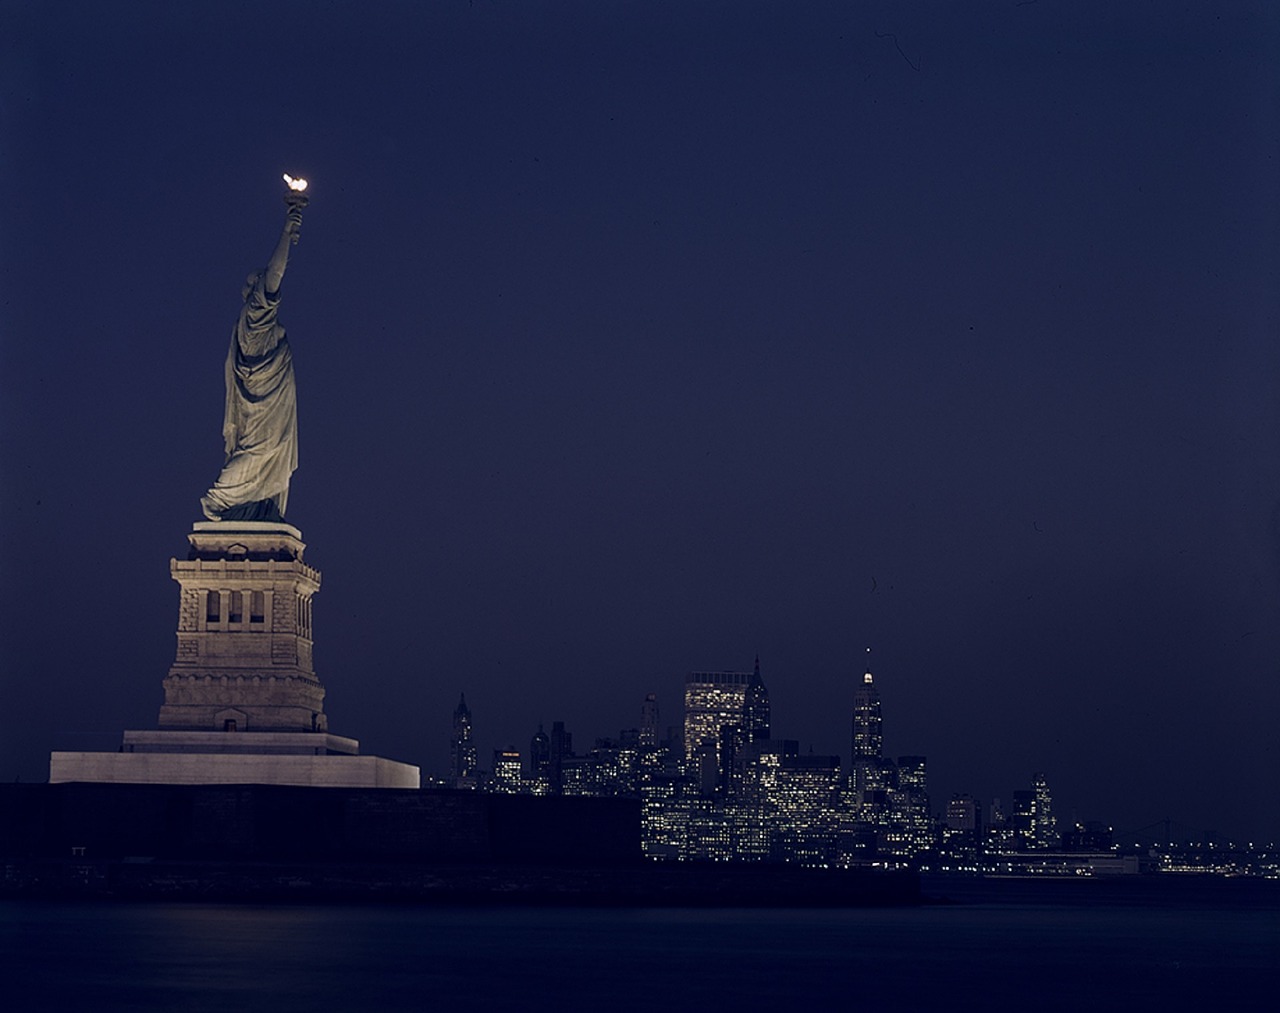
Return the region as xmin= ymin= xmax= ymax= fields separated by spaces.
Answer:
xmin=283 ymin=174 xmax=309 ymax=192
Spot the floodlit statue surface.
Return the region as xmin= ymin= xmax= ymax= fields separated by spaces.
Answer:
xmin=200 ymin=181 xmax=308 ymax=521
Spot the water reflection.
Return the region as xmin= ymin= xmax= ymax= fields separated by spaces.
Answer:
xmin=3 ymin=897 xmax=1275 ymax=1012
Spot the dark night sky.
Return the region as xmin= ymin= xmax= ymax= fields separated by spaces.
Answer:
xmin=2 ymin=1 xmax=1277 ymax=840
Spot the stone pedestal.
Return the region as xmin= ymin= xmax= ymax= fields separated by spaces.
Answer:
xmin=51 ymin=522 xmax=419 ymax=789
xmin=161 ymin=521 xmax=326 ymax=733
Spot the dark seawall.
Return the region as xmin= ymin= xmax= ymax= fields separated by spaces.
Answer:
xmin=0 ymin=782 xmax=639 ymax=864
xmin=0 ymin=783 xmax=918 ymax=906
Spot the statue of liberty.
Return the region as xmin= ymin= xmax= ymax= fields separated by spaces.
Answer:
xmin=200 ymin=181 xmax=308 ymax=522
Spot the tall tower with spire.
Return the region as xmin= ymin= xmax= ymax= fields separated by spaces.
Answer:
xmin=639 ymin=693 xmax=660 ymax=748
xmin=851 ymin=648 xmax=884 ymax=798
xmin=450 ymin=693 xmax=478 ymax=784
xmin=742 ymin=655 xmax=771 ymax=744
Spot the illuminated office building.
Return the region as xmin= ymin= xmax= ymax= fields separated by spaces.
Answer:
xmin=1012 ymin=771 xmax=1060 ymax=850
xmin=1034 ymin=771 xmax=1059 ymax=847
xmin=894 ymin=754 xmax=927 ymax=793
xmin=492 ymin=748 xmax=522 ymax=793
xmin=684 ymin=796 xmax=735 ymax=862
xmin=735 ymin=739 xmax=842 ymax=863
xmin=563 ymin=737 xmax=642 ymax=797
xmin=884 ymin=754 xmax=932 ymax=857
xmin=683 ymin=657 xmax=771 ymax=770
xmin=943 ymin=794 xmax=984 ymax=851
xmin=986 ymin=796 xmax=1016 ymax=850
xmin=640 ymin=773 xmax=686 ymax=859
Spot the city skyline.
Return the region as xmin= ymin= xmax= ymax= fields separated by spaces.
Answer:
xmin=420 ymin=655 xmax=1276 ymax=872
xmin=428 ymin=653 xmax=1265 ymax=845
xmin=2 ymin=3 xmax=1276 ymax=841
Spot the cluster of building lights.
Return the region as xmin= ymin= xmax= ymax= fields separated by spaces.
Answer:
xmin=436 ymin=662 xmax=1277 ymax=876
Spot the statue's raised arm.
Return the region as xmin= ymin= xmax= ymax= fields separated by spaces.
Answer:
xmin=199 ymin=181 xmax=310 ymax=523
xmin=263 ymin=206 xmax=302 ymax=295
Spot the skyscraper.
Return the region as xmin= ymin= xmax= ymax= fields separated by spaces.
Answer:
xmin=946 ymin=794 xmax=982 ymax=831
xmin=639 ymin=693 xmax=660 ymax=748
xmin=492 ymin=748 xmax=522 ymax=793
xmin=734 ymin=739 xmax=843 ymax=863
xmin=529 ymin=724 xmax=550 ymax=778
xmin=683 ymin=657 xmax=771 ymax=766
xmin=850 ymin=654 xmax=884 ymax=799
xmin=851 ymin=660 xmax=883 ymax=765
xmin=1033 ymin=772 xmax=1059 ymax=847
xmin=1011 ymin=773 xmax=1060 ymax=849
xmin=450 ymin=693 xmax=477 ymax=785
xmin=742 ymin=658 xmax=770 ymax=745
xmin=888 ymin=755 xmax=932 ymax=856
xmin=548 ymin=719 xmax=573 ymax=793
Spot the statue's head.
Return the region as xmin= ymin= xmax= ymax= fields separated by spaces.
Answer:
xmin=242 ymin=271 xmax=265 ymax=301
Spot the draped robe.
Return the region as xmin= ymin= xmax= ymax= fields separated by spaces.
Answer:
xmin=200 ymin=273 xmax=298 ymax=521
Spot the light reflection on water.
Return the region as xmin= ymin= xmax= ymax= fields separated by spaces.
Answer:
xmin=3 ymin=895 xmax=1275 ymax=1012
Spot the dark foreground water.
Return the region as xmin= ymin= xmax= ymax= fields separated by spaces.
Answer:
xmin=3 ymin=879 xmax=1275 ymax=1012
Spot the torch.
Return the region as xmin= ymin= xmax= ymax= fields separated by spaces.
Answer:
xmin=282 ymin=173 xmax=309 ymax=244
